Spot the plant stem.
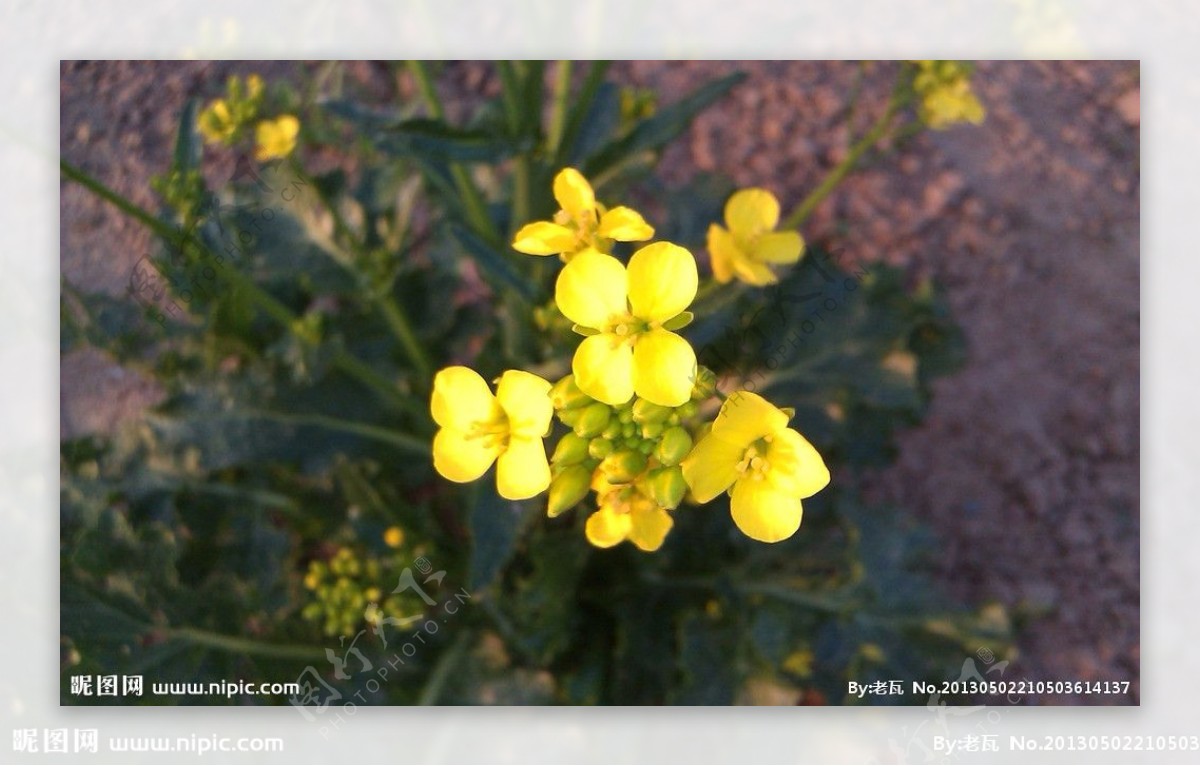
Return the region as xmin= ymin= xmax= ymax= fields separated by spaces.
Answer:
xmin=288 ymin=160 xmax=434 ymax=385
xmin=546 ymin=60 xmax=573 ymax=156
xmin=166 ymin=626 xmax=326 ymax=662
xmin=406 ymin=60 xmax=498 ymax=244
xmin=782 ymin=75 xmax=909 ymax=231
xmin=246 ymin=410 xmax=431 ymax=454
xmin=417 ymin=629 xmax=473 ymax=705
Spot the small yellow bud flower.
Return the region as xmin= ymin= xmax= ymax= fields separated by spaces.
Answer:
xmin=681 ymin=391 xmax=830 ymax=543
xmin=555 ymin=243 xmax=699 ymax=407
xmin=547 ymin=464 xmax=592 ymax=518
xmin=512 ymin=168 xmax=654 ymax=259
xmin=585 ymin=471 xmax=674 ymax=552
xmin=254 ymin=115 xmax=300 ymax=161
xmin=707 ymin=189 xmax=805 ymax=286
xmin=383 ymin=526 xmax=405 ymax=548
xmin=431 ymin=366 xmax=554 ymax=500
xmin=197 ymin=100 xmax=237 ymax=144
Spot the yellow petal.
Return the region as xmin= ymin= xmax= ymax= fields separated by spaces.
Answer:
xmin=765 ymin=428 xmax=830 ymax=498
xmin=725 ymin=188 xmax=780 ymax=238
xmin=597 ymin=206 xmax=654 ymax=242
xmin=496 ymin=435 xmax=551 ymax=500
xmin=681 ymin=432 xmax=743 ymax=503
xmin=431 ymin=366 xmax=502 ymax=431
xmin=512 ymin=221 xmax=577 ymax=256
xmin=730 ymin=477 xmax=803 ymax=543
xmin=706 ymin=224 xmax=738 ymax=284
xmin=495 ymin=370 xmax=553 ymax=437
xmin=585 ymin=506 xmax=633 ymax=548
xmin=627 ymin=242 xmax=698 ymax=323
xmin=573 ymin=334 xmax=635 ymax=406
xmin=433 ymin=427 xmax=500 ymax=483
xmin=632 ymin=329 xmax=696 ymax=407
xmin=627 ymin=505 xmax=674 ymax=552
xmin=754 ymin=231 xmax=805 ymax=264
xmin=254 ymin=116 xmax=299 ymax=161
xmin=553 ymin=167 xmax=596 ymax=221
xmin=712 ymin=391 xmax=790 ymax=445
xmin=731 ymin=256 xmax=778 ymax=286
xmin=554 ymin=249 xmax=627 ymax=329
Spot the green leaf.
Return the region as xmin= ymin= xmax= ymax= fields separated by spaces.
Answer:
xmin=556 ymin=62 xmax=613 ymax=166
xmin=468 ymin=483 xmax=539 ymax=592
xmin=173 ymin=98 xmax=201 ymax=173
xmin=382 ymin=118 xmax=523 ymax=163
xmin=582 ymin=72 xmax=746 ymax=181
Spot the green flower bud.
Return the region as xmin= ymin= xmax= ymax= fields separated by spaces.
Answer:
xmin=551 ymin=375 xmax=592 ymax=411
xmin=588 ymin=438 xmax=614 ymax=460
xmin=574 ymin=402 xmax=611 ymax=437
xmin=640 ymin=421 xmax=665 ymax=440
xmin=623 ymin=435 xmax=641 ymax=449
xmin=547 ymin=464 xmax=592 ymax=518
xmin=601 ymin=449 xmax=648 ymax=483
xmin=557 ymin=407 xmax=584 ymax=428
xmin=552 ymin=432 xmax=590 ymax=466
xmin=632 ymin=398 xmax=672 ymax=424
xmin=675 ymin=400 xmax=699 ymax=420
xmin=639 ymin=441 xmax=655 ymax=455
xmin=617 ymin=408 xmax=634 ymax=424
xmin=654 ymin=426 xmax=694 ymax=466
xmin=602 ymin=420 xmax=624 ymax=440
xmin=691 ymin=366 xmax=717 ymax=400
xmin=648 ymin=466 xmax=687 ymax=510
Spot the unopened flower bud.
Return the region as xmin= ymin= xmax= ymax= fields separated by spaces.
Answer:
xmin=648 ymin=466 xmax=687 ymax=510
xmin=547 ymin=465 xmax=592 ymax=518
xmin=601 ymin=449 xmax=648 ymax=483
xmin=574 ymin=402 xmax=611 ymax=437
xmin=690 ymin=366 xmax=717 ymax=400
xmin=551 ymin=375 xmax=591 ymax=411
xmin=602 ymin=420 xmax=624 ymax=440
xmin=588 ymin=437 xmax=614 ymax=460
xmin=654 ymin=426 xmax=693 ymax=466
xmin=640 ymin=421 xmax=665 ymax=440
xmin=552 ymin=432 xmax=590 ymax=466
xmin=675 ymin=400 xmax=699 ymax=420
xmin=632 ymin=398 xmax=672 ymax=424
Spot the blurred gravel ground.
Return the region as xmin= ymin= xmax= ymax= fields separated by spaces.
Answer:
xmin=60 ymin=60 xmax=1140 ymax=704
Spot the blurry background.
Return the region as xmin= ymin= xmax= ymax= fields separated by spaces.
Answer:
xmin=60 ymin=60 xmax=1139 ymax=702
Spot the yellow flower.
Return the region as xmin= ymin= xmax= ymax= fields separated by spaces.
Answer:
xmin=912 ymin=60 xmax=985 ymax=130
xmin=431 ymin=366 xmax=553 ymax=500
xmin=707 ymin=189 xmax=805 ymax=286
xmin=584 ymin=470 xmax=674 ymax=552
xmin=254 ymin=115 xmax=300 ymax=161
xmin=197 ymin=99 xmax=237 ymax=144
xmin=382 ymin=526 xmax=405 ymax=548
xmin=512 ymin=167 xmax=654 ymax=259
xmin=681 ymin=391 xmax=829 ymax=543
xmin=555 ymin=242 xmax=698 ymax=407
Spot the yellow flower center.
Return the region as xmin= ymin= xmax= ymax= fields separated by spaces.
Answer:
xmin=735 ymin=437 xmax=774 ymax=481
xmin=464 ymin=414 xmax=511 ymax=451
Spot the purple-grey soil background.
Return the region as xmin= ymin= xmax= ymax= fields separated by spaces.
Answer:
xmin=60 ymin=61 xmax=1140 ymax=704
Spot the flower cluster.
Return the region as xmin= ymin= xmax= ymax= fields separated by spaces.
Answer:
xmin=300 ymin=529 xmax=426 ymax=637
xmin=197 ymin=74 xmax=300 ymax=161
xmin=911 ymin=60 xmax=986 ymax=130
xmin=431 ymin=168 xmax=829 ymax=550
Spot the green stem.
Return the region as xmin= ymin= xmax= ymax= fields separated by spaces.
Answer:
xmin=406 ymin=60 xmax=497 ymax=244
xmin=406 ymin=60 xmax=446 ymax=119
xmin=377 ymin=299 xmax=433 ymax=383
xmin=289 ymin=159 xmax=434 ymax=385
xmin=247 ymin=409 xmax=431 ymax=454
xmin=166 ymin=626 xmax=326 ymax=662
xmin=782 ymin=75 xmax=910 ymax=230
xmin=546 ymin=60 xmax=573 ymax=156
xmin=418 ymin=629 xmax=473 ymax=705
